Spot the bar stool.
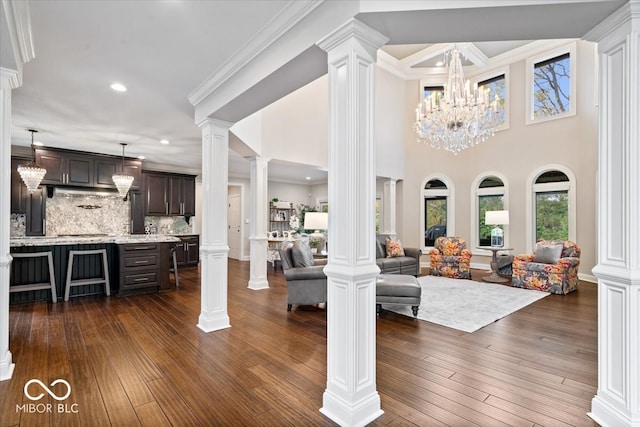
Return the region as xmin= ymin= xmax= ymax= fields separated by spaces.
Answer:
xmin=169 ymin=244 xmax=179 ymax=287
xmin=64 ymin=249 xmax=111 ymax=301
xmin=10 ymin=251 xmax=57 ymax=303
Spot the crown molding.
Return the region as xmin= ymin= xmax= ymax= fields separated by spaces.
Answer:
xmin=188 ymin=0 xmax=324 ymax=107
xmin=0 ymin=67 xmax=20 ymax=88
xmin=2 ymin=0 xmax=35 ymax=67
xmin=583 ymin=0 xmax=638 ymax=43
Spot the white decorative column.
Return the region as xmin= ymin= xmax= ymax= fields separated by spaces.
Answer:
xmin=317 ymin=19 xmax=388 ymax=427
xmin=248 ymin=156 xmax=270 ymax=290
xmin=0 ymin=68 xmax=19 ymax=381
xmin=586 ymin=2 xmax=640 ymax=426
xmin=197 ymin=118 xmax=232 ymax=332
xmin=381 ymin=178 xmax=397 ymax=237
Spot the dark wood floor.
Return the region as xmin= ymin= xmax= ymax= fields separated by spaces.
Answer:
xmin=0 ymin=261 xmax=598 ymax=427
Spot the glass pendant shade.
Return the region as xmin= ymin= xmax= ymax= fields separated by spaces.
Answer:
xmin=112 ymin=143 xmax=134 ymax=197
xmin=414 ymin=45 xmax=503 ymax=154
xmin=18 ymin=129 xmax=47 ymax=194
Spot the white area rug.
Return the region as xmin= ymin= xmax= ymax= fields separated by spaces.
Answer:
xmin=381 ymin=275 xmax=549 ymax=333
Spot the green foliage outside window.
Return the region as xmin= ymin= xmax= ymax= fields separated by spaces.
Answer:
xmin=424 ymin=197 xmax=446 ymax=246
xmin=536 ymin=191 xmax=569 ymax=240
xmin=479 ymin=195 xmax=504 ymax=246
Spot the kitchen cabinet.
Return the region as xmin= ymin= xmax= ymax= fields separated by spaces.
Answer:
xmin=129 ymin=191 xmax=145 ymax=234
xmin=175 ymin=235 xmax=199 ymax=267
xmin=11 ymin=157 xmax=46 ymax=236
xmin=143 ymin=172 xmax=196 ymax=216
xmin=35 ymin=148 xmax=142 ymax=191
xmin=117 ymin=242 xmax=170 ymax=295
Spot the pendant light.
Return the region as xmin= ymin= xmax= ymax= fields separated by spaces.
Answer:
xmin=112 ymin=143 xmax=134 ymax=197
xmin=17 ymin=129 xmax=47 ymax=193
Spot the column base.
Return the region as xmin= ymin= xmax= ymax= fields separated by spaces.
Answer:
xmin=320 ymin=389 xmax=383 ymax=427
xmin=197 ymin=314 xmax=231 ymax=333
xmin=247 ymin=279 xmax=269 ymax=290
xmin=589 ymin=394 xmax=639 ymax=427
xmin=0 ymin=350 xmax=14 ymax=381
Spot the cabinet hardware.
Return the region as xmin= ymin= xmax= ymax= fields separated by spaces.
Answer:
xmin=134 ymin=260 xmax=149 ymax=264
xmin=165 ymin=202 xmax=169 ymax=215
xmin=134 ymin=277 xmax=148 ymax=282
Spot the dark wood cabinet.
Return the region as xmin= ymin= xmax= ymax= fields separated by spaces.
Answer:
xmin=129 ymin=191 xmax=145 ymax=234
xmin=25 ymin=187 xmax=46 ymax=236
xmin=11 ymin=157 xmax=28 ymax=214
xmin=143 ymin=172 xmax=195 ymax=217
xmin=175 ymin=235 xmax=199 ymax=266
xmin=117 ymin=242 xmax=169 ymax=295
xmin=35 ymin=148 xmax=142 ymax=191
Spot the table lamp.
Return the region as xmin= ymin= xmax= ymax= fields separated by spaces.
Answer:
xmin=304 ymin=212 xmax=328 ymax=253
xmin=485 ymin=210 xmax=509 ymax=247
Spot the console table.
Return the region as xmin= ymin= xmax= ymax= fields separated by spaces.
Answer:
xmin=477 ymin=246 xmax=513 ymax=283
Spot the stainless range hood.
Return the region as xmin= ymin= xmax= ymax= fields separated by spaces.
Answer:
xmin=54 ymin=187 xmax=121 ymax=198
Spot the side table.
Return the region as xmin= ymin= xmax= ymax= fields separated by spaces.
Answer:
xmin=477 ymin=246 xmax=513 ymax=283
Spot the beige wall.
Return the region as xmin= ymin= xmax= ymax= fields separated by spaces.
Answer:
xmin=399 ymin=40 xmax=598 ymax=278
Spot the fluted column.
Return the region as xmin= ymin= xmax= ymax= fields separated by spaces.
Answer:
xmin=381 ymin=178 xmax=397 ymax=237
xmin=248 ymin=156 xmax=270 ymax=290
xmin=586 ymin=2 xmax=640 ymax=426
xmin=0 ymin=68 xmax=19 ymax=381
xmin=317 ymin=19 xmax=388 ymax=427
xmin=197 ymin=118 xmax=232 ymax=332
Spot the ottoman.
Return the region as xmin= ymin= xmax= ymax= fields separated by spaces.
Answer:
xmin=376 ymin=274 xmax=422 ymax=317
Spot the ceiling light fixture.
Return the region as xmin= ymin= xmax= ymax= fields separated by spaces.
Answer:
xmin=110 ymin=83 xmax=127 ymax=92
xmin=17 ymin=129 xmax=47 ymax=193
xmin=414 ymin=45 xmax=502 ymax=154
xmin=160 ymin=139 xmax=170 ymax=145
xmin=112 ymin=143 xmax=134 ymax=198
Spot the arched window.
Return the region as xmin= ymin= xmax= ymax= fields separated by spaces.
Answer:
xmin=421 ymin=176 xmax=454 ymax=249
xmin=527 ymin=166 xmax=576 ymax=247
xmin=471 ymin=173 xmax=509 ymax=249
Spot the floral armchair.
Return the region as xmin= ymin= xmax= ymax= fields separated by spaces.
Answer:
xmin=429 ymin=236 xmax=472 ymax=279
xmin=512 ymin=240 xmax=581 ymax=294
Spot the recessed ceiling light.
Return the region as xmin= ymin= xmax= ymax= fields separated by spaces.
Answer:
xmin=305 ymin=176 xmax=311 ymax=180
xmin=110 ymin=83 xmax=127 ymax=92
xmin=33 ymin=141 xmax=44 ymax=146
xmin=137 ymin=155 xmax=146 ymax=160
xmin=435 ymin=61 xmax=444 ymax=67
xmin=160 ymin=139 xmax=170 ymax=145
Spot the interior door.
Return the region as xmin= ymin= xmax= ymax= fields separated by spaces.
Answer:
xmin=227 ymin=194 xmax=242 ymax=260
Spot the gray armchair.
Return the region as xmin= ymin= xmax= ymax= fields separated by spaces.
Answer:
xmin=278 ymin=241 xmax=327 ymax=311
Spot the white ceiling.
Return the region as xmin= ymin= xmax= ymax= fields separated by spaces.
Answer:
xmin=3 ymin=1 xmax=626 ymax=183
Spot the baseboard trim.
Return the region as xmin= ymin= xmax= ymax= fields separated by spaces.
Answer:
xmin=578 ymin=273 xmax=597 ymax=284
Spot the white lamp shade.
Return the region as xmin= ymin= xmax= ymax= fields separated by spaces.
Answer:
xmin=304 ymin=212 xmax=328 ymax=230
xmin=485 ymin=210 xmax=509 ymax=225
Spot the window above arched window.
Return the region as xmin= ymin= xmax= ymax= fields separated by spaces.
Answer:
xmin=422 ymin=176 xmax=454 ymax=249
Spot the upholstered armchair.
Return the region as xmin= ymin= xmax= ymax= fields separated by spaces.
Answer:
xmin=512 ymin=240 xmax=581 ymax=294
xmin=429 ymin=236 xmax=472 ymax=279
xmin=278 ymin=240 xmax=327 ymax=311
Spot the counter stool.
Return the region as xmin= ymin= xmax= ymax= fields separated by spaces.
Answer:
xmin=64 ymin=249 xmax=111 ymax=301
xmin=10 ymin=251 xmax=57 ymax=303
xmin=169 ymin=245 xmax=179 ymax=287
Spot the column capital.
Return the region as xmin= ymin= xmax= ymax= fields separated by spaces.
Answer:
xmin=196 ymin=117 xmax=234 ymax=131
xmin=0 ymin=68 xmax=20 ymax=89
xmin=316 ymin=18 xmax=389 ymax=56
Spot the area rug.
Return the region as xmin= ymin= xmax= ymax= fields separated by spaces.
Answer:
xmin=381 ymin=275 xmax=549 ymax=333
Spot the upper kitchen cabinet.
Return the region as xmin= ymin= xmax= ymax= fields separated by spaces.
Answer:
xmin=35 ymin=148 xmax=142 ymax=191
xmin=11 ymin=157 xmax=28 ymax=214
xmin=11 ymin=156 xmax=47 ymax=236
xmin=143 ymin=172 xmax=196 ymax=217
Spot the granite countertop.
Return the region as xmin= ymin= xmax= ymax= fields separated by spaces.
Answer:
xmin=10 ymin=234 xmax=182 ymax=247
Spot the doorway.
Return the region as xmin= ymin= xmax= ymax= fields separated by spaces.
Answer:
xmin=228 ymin=185 xmax=243 ymax=260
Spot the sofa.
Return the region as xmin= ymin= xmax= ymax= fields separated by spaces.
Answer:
xmin=375 ymin=235 xmax=422 ymax=276
xmin=511 ymin=239 xmax=581 ymax=294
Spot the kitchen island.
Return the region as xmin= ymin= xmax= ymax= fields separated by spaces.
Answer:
xmin=9 ymin=234 xmax=182 ymax=303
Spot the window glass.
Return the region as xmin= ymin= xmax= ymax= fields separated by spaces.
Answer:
xmin=478 ymin=194 xmax=504 ymax=246
xmin=423 ymin=178 xmax=448 ymax=247
xmin=533 ymin=53 xmax=571 ymax=119
xmin=478 ymin=74 xmax=506 ymax=127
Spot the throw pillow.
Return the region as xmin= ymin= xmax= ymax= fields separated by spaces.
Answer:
xmin=385 ymin=237 xmax=405 ymax=258
xmin=291 ymin=240 xmax=315 ymax=267
xmin=533 ymin=243 xmax=564 ymax=264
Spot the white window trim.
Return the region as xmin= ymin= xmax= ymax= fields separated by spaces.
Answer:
xmin=421 ymin=174 xmax=455 ymax=253
xmin=525 ymin=41 xmax=577 ymax=125
xmin=470 ymin=172 xmax=509 ymax=256
xmin=526 ymin=164 xmax=577 ymax=250
xmin=470 ymin=65 xmax=510 ymax=132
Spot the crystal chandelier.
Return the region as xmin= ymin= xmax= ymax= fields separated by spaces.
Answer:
xmin=112 ymin=143 xmax=134 ymax=198
xmin=414 ymin=46 xmax=503 ymax=154
xmin=17 ymin=129 xmax=47 ymax=193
